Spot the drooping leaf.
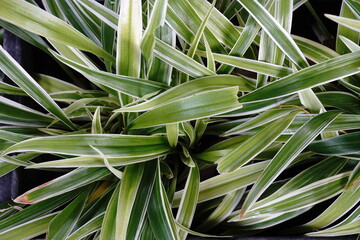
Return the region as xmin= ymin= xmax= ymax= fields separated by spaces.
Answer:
xmin=240 ymin=51 xmax=360 ymax=104
xmin=217 ymin=111 xmax=299 ymax=173
xmin=240 ymin=111 xmax=342 ymax=217
xmin=0 ymin=0 xmax=113 ymax=61
xmin=48 ymin=187 xmax=90 ymax=240
xmin=0 ymin=46 xmax=76 ymax=130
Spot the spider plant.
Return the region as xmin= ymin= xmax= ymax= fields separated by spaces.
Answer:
xmin=0 ymin=0 xmax=359 ymax=239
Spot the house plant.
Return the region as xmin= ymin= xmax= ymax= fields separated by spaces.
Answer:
xmin=0 ymin=0 xmax=359 ymax=239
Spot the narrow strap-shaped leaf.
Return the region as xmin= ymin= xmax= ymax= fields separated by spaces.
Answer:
xmin=0 ymin=46 xmax=76 ymax=130
xmin=0 ymin=191 xmax=75 ymax=233
xmin=197 ymin=189 xmax=245 ymax=232
xmin=187 ymin=0 xmax=240 ymax=47
xmin=148 ymin=160 xmax=179 ymax=240
xmin=0 ymin=213 xmax=57 ymax=240
xmin=0 ymin=81 xmax=26 ymax=95
xmin=48 ymin=188 xmax=90 ymax=240
xmin=217 ymin=111 xmax=299 ymax=173
xmin=253 ymin=156 xmax=348 ymax=209
xmin=0 ymin=0 xmax=113 ymax=61
xmin=116 ymin=0 xmax=142 ymax=77
xmin=99 ymin=183 xmax=121 ymax=240
xmin=173 ymin=161 xmax=269 ymax=206
xmin=187 ymin=1 xmax=215 ymax=59
xmin=75 ymin=0 xmax=118 ymax=29
xmin=308 ymin=132 xmax=360 ymax=156
xmin=141 ymin=0 xmax=168 ymax=64
xmin=118 ymin=75 xmax=254 ymax=112
xmin=339 ymin=35 xmax=360 ymax=52
xmin=4 ymin=134 xmax=171 ymax=158
xmin=196 ymin=51 xmax=293 ymax=77
xmin=126 ymin=160 xmax=157 ymax=240
xmin=336 ymin=1 xmax=360 ymax=54
xmin=176 ymin=165 xmax=200 ymax=240
xmin=67 ymin=213 xmax=104 ymax=240
xmin=53 ymin=52 xmax=168 ymax=98
xmin=240 ymin=111 xmax=342 ymax=218
xmin=217 ymin=15 xmax=261 ymax=74
xmin=154 ymin=39 xmax=215 ymax=77
xmin=0 ymin=161 xmax=17 ymax=178
xmin=236 ymin=0 xmax=308 ymax=68
xmin=307 ymin=220 xmax=360 ymax=237
xmin=116 ymin=163 xmax=144 ymax=239
xmin=240 ymin=51 xmax=360 ymax=103
xmin=326 ymin=14 xmax=360 ymax=33
xmin=149 ymin=24 xmax=175 ymax=85
xmin=14 ymin=167 xmax=110 ymax=204
xmin=27 ymin=154 xmax=166 ymax=168
xmin=128 ymin=87 xmax=242 ymax=129
xmin=224 ymin=108 xmax=296 ymax=135
xmin=91 ymin=146 xmax=123 ymax=180
xmin=245 ymin=173 xmax=349 ymax=218
xmin=304 ymin=163 xmax=360 ymax=229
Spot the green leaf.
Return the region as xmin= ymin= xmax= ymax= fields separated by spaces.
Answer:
xmin=173 ymin=161 xmax=269 ymax=206
xmin=0 ymin=81 xmax=26 ymax=96
xmin=0 ymin=191 xmax=75 ymax=233
xmin=99 ymin=183 xmax=120 ymax=240
xmin=118 ymin=75 xmax=254 ymax=112
xmin=4 ymin=134 xmax=171 ymax=158
xmin=27 ymin=154 xmax=166 ymax=168
xmin=224 ymin=108 xmax=298 ymax=135
xmin=0 ymin=161 xmax=17 ymax=177
xmin=304 ymin=163 xmax=360 ymax=229
xmin=53 ymin=52 xmax=169 ymax=98
xmin=197 ymin=189 xmax=245 ymax=232
xmin=154 ymin=39 xmax=215 ymax=77
xmin=13 ymin=167 xmax=110 ymax=204
xmin=48 ymin=188 xmax=90 ymax=240
xmin=244 ymin=173 xmax=349 ymax=219
xmin=148 ymin=160 xmax=179 ymax=240
xmin=141 ymin=0 xmax=168 ymax=64
xmin=308 ymin=132 xmax=360 ymax=156
xmin=0 ymin=0 xmax=113 ymax=61
xmin=240 ymin=51 xmax=360 ymax=103
xmin=36 ymin=74 xmax=82 ymax=93
xmin=116 ymin=163 xmax=144 ymax=239
xmin=91 ymin=146 xmax=123 ymax=180
xmin=167 ymin=123 xmax=179 ymax=148
xmin=116 ymin=0 xmax=142 ymax=77
xmin=253 ymin=156 xmax=348 ymax=209
xmin=326 ymin=14 xmax=360 ymax=33
xmin=240 ymin=111 xmax=342 ymax=218
xmin=336 ymin=1 xmax=360 ymax=54
xmin=127 ymin=160 xmax=157 ymax=240
xmin=75 ymin=0 xmax=118 ymax=30
xmin=128 ymin=87 xmax=242 ymax=129
xmin=0 ymin=46 xmax=76 ymax=130
xmin=67 ymin=213 xmax=104 ymax=240
xmin=0 ymin=213 xmax=57 ymax=240
xmin=91 ymin=107 xmax=103 ymax=134
xmin=176 ymin=165 xmax=200 ymax=240
xmin=237 ymin=0 xmax=308 ymax=68
xmin=148 ymin=24 xmax=175 ymax=85
xmin=197 ymin=51 xmax=293 ymax=78
xmin=187 ymin=1 xmax=215 ymax=59
xmin=217 ymin=111 xmax=299 ymax=173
